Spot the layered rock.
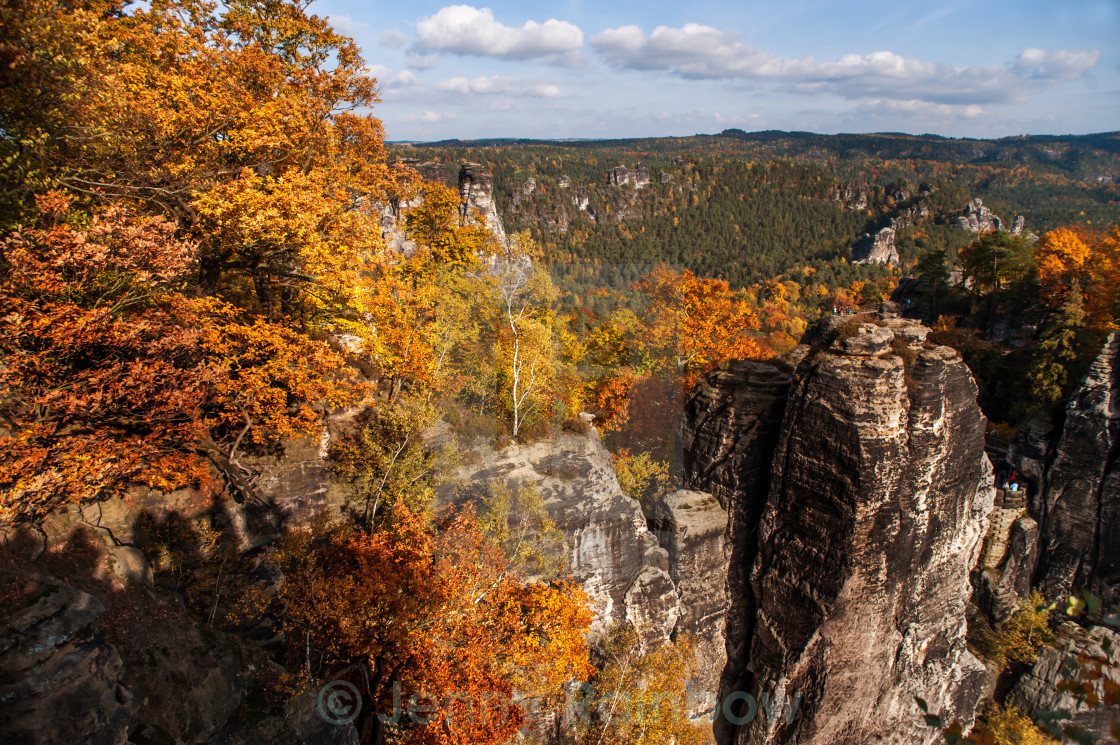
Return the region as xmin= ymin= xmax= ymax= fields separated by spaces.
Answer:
xmin=607 ymin=163 xmax=650 ymax=188
xmin=458 ymin=163 xmax=507 ymax=245
xmin=651 ymin=489 xmax=731 ymax=714
xmin=953 ymin=198 xmax=1023 ymax=235
xmin=740 ymin=335 xmax=992 ymax=745
xmin=682 ymin=321 xmax=994 ymax=745
xmin=679 ymin=360 xmax=792 ymax=733
xmin=1038 ymin=331 xmax=1120 ymax=605
xmin=444 ymin=432 xmax=671 ymax=640
xmin=0 ymin=573 xmax=135 ymax=745
xmin=1010 ymin=622 xmax=1120 ymax=743
xmin=852 ymin=227 xmax=900 ymax=266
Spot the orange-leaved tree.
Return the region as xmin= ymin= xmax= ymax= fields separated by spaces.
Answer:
xmin=275 ymin=505 xmax=593 ymax=745
xmin=631 ymin=265 xmax=769 ymax=386
xmin=1035 ymin=228 xmax=1091 ymax=305
xmin=0 ymin=195 xmax=216 ymax=522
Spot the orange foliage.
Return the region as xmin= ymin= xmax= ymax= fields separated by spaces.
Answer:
xmin=276 ymin=505 xmax=593 ymax=745
xmin=632 ymin=265 xmax=770 ymax=386
xmin=0 ymin=199 xmax=215 ymax=522
xmin=1036 ymin=228 xmax=1091 ymax=303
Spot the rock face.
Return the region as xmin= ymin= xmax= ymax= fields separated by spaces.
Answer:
xmin=445 ymin=432 xmax=732 ymax=719
xmin=681 ymin=322 xmax=994 ymax=745
xmin=833 ymin=183 xmax=868 ymax=210
xmin=1037 ymin=331 xmax=1120 ymax=606
xmin=607 ymin=162 xmax=650 ymax=188
xmin=445 ymin=432 xmax=671 ymax=640
xmin=651 ymin=489 xmax=731 ymax=714
xmin=680 ymin=360 xmax=792 ymax=734
xmin=458 ymin=163 xmax=508 ymax=245
xmin=852 ymin=227 xmax=900 ymax=266
xmin=954 ymin=198 xmax=1009 ymax=233
xmin=0 ymin=573 xmax=135 ymax=745
xmin=974 ymin=489 xmax=1039 ymax=621
xmin=1010 ymin=623 xmax=1120 ymax=743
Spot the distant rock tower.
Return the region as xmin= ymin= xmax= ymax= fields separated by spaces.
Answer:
xmin=458 ymin=163 xmax=507 ymax=246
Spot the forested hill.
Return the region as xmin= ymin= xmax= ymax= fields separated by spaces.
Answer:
xmin=398 ymin=131 xmax=1120 ymax=302
xmin=400 ymin=129 xmax=1120 ymax=181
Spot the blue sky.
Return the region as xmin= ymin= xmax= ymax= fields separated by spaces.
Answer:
xmin=316 ymin=0 xmax=1119 ymax=141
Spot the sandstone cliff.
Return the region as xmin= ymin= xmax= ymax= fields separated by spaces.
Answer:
xmin=852 ymin=226 xmax=900 ymax=266
xmin=682 ymin=318 xmax=994 ymax=745
xmin=1037 ymin=330 xmax=1120 ymax=606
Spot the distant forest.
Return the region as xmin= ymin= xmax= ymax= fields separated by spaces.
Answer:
xmin=398 ymin=130 xmax=1120 ymax=300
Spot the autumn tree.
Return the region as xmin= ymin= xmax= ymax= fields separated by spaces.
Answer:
xmin=630 ymin=265 xmax=768 ymax=386
xmin=1 ymin=0 xmax=407 ymax=322
xmin=275 ymin=505 xmax=593 ymax=745
xmin=1025 ymin=286 xmax=1095 ymax=410
xmin=570 ymin=625 xmax=708 ymax=745
xmin=0 ymin=196 xmax=215 ymax=522
xmin=1035 ymin=228 xmax=1091 ymax=304
xmin=481 ymin=235 xmax=559 ymax=438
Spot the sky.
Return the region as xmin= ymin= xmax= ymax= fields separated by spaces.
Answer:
xmin=315 ymin=0 xmax=1120 ymax=142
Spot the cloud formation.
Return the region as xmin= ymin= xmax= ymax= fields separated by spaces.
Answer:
xmin=590 ymin=23 xmax=1100 ymax=105
xmin=413 ymin=5 xmax=583 ymax=65
xmin=436 ymin=75 xmax=565 ymax=98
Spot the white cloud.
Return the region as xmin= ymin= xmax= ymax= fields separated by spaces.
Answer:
xmin=1011 ymin=48 xmax=1100 ymax=80
xmin=378 ymin=29 xmax=410 ymax=48
xmin=366 ymin=66 xmax=420 ymax=91
xmin=413 ymin=5 xmax=584 ymax=65
xmin=407 ymin=55 xmax=439 ymax=70
xmin=422 ymin=111 xmax=444 ymax=122
xmin=591 ymin=24 xmax=812 ymax=78
xmin=435 ymin=75 xmax=565 ymax=98
xmin=590 ymin=23 xmax=1100 ymax=106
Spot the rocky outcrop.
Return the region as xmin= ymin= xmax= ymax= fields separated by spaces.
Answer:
xmin=682 ymin=320 xmax=994 ymax=745
xmin=1010 ymin=622 xmax=1120 ymax=743
xmin=444 ymin=432 xmax=671 ymax=640
xmin=833 ymin=183 xmax=868 ymax=210
xmin=953 ymin=198 xmax=1020 ymax=235
xmin=511 ymin=177 xmax=536 ymax=207
xmin=445 ymin=431 xmax=736 ymax=719
xmin=651 ymin=489 xmax=730 ymax=714
xmin=458 ymin=163 xmax=507 ymax=245
xmin=680 ymin=360 xmax=792 ymax=733
xmin=1038 ymin=331 xmax=1120 ymax=606
xmin=0 ymin=573 xmax=135 ymax=745
xmin=852 ymin=227 xmax=900 ymax=266
xmin=974 ymin=489 xmax=1039 ymax=621
xmin=607 ymin=163 xmax=650 ymax=188
xmin=742 ymin=336 xmax=991 ymax=745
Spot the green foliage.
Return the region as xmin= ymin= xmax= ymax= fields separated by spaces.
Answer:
xmin=476 ymin=480 xmax=566 ymax=579
xmin=1026 ymin=285 xmax=1096 ymax=410
xmin=959 ymin=231 xmax=1037 ymax=292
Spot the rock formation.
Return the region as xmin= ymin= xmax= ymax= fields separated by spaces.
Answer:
xmin=680 ymin=360 xmax=792 ymax=735
xmin=444 ymin=432 xmax=671 ymax=639
xmin=1037 ymin=331 xmax=1120 ymax=606
xmin=444 ymin=431 xmax=729 ymax=718
xmin=651 ymin=489 xmax=730 ymax=714
xmin=1010 ymin=622 xmax=1120 ymax=742
xmin=0 ymin=573 xmax=135 ymax=745
xmin=852 ymin=226 xmax=900 ymax=266
xmin=458 ymin=163 xmax=508 ymax=245
xmin=833 ymin=183 xmax=868 ymax=210
xmin=954 ymin=198 xmax=1010 ymax=234
xmin=607 ymin=163 xmax=650 ymax=188
xmin=974 ymin=488 xmax=1039 ymax=621
xmin=681 ymin=318 xmax=994 ymax=745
